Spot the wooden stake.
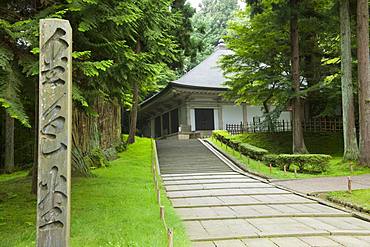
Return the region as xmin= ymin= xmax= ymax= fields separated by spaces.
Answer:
xmin=347 ymin=176 xmax=352 ymax=193
xmin=284 ymin=165 xmax=287 ymax=174
xmin=294 ymin=167 xmax=297 ymax=178
xmin=167 ymin=228 xmax=174 ymax=247
xmin=160 ymin=206 xmax=165 ymax=220
xmin=269 ymin=163 xmax=272 ymax=174
xmin=157 ymin=189 xmax=161 ymax=204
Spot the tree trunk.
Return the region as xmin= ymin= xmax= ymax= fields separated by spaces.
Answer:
xmin=127 ymin=82 xmax=139 ymax=144
xmin=357 ymin=0 xmax=370 ymax=166
xmin=290 ymin=0 xmax=308 ymax=154
xmin=340 ymin=0 xmax=359 ymax=161
xmin=4 ymin=112 xmax=14 ymax=172
xmin=127 ymin=39 xmax=142 ymax=144
xmin=31 ymin=80 xmax=39 ymax=194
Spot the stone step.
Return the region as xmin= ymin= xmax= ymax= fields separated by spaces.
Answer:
xmin=161 ymin=172 xmax=238 ymax=177
xmin=176 ymin=203 xmax=350 ymax=221
xmin=185 ymin=216 xmax=370 ymax=242
xmin=167 ymin=187 xmax=291 ymax=199
xmin=171 ymin=194 xmax=315 ymax=208
xmin=166 ymin=182 xmax=272 ymax=192
xmin=162 ymin=174 xmax=248 ymax=181
xmin=192 ymin=236 xmax=370 ymax=247
xmin=164 ymin=178 xmax=259 ymax=186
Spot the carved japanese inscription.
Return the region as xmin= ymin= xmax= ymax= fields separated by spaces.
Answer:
xmin=37 ymin=19 xmax=72 ymax=247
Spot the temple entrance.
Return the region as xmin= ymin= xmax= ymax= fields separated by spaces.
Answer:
xmin=195 ymin=108 xmax=214 ymax=130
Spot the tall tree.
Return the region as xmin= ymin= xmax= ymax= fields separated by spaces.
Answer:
xmin=339 ymin=0 xmax=359 ymax=161
xmin=189 ymin=0 xmax=238 ymax=69
xmin=290 ymin=0 xmax=307 ymax=153
xmin=4 ymin=112 xmax=14 ymax=172
xmin=356 ymin=0 xmax=370 ymax=166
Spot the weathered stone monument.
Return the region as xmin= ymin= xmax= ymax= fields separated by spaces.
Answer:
xmin=37 ymin=19 xmax=72 ymax=247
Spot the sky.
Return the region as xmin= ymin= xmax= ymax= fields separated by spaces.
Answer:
xmin=186 ymin=0 xmax=246 ymax=10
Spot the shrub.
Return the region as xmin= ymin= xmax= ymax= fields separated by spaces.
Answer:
xmin=239 ymin=143 xmax=268 ymax=160
xmin=212 ymin=130 xmax=268 ymax=160
xmin=265 ymin=154 xmax=332 ymax=173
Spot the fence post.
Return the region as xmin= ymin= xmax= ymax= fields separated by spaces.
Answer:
xmin=240 ymin=121 xmax=243 ymax=134
xmin=282 ymin=120 xmax=285 ymax=132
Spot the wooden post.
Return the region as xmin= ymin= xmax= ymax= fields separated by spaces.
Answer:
xmin=269 ymin=163 xmax=272 ymax=174
xmin=157 ymin=189 xmax=161 ymax=204
xmin=37 ymin=19 xmax=72 ymax=247
xmin=347 ymin=176 xmax=352 ymax=193
xmin=160 ymin=206 xmax=165 ymax=220
xmin=294 ymin=167 xmax=297 ymax=178
xmin=167 ymin=228 xmax=174 ymax=247
xmin=283 ymin=165 xmax=287 ymax=174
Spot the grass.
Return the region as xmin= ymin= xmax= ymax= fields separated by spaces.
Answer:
xmin=0 ymin=137 xmax=190 ymax=247
xmin=326 ymin=189 xmax=370 ymax=211
xmin=210 ymin=137 xmax=370 ymax=180
xmin=233 ymin=132 xmax=344 ymax=155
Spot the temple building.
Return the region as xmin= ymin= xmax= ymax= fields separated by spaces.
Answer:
xmin=138 ymin=42 xmax=291 ymax=139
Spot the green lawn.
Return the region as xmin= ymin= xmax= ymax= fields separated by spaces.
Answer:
xmin=233 ymin=132 xmax=344 ymax=155
xmin=210 ymin=137 xmax=370 ymax=180
xmin=327 ymin=189 xmax=370 ymax=211
xmin=0 ymin=137 xmax=190 ymax=247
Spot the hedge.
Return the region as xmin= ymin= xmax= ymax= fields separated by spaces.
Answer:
xmin=264 ymin=154 xmax=331 ymax=173
xmin=212 ymin=130 xmax=332 ymax=174
xmin=212 ymin=130 xmax=268 ymax=161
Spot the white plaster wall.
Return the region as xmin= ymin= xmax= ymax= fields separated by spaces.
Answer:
xmin=246 ymin=105 xmax=265 ymax=123
xmin=190 ymin=108 xmax=195 ymax=131
xmin=150 ymin=119 xmax=155 ymax=138
xmin=278 ymin=111 xmax=292 ymax=121
xmin=214 ymin=109 xmax=219 ymax=130
xmin=222 ymin=105 xmax=243 ymax=129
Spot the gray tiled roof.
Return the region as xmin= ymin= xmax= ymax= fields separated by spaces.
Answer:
xmin=173 ymin=44 xmax=232 ymax=89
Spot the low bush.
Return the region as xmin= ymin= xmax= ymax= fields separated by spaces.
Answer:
xmin=239 ymin=143 xmax=268 ymax=160
xmin=264 ymin=154 xmax=331 ymax=173
xmin=212 ymin=130 xmax=268 ymax=160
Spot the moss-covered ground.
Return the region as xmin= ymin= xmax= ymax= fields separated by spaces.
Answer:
xmin=0 ymin=137 xmax=190 ymax=247
xmin=327 ymin=189 xmax=370 ymax=211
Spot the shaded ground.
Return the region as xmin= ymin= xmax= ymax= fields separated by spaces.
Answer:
xmin=157 ymin=139 xmax=370 ymax=247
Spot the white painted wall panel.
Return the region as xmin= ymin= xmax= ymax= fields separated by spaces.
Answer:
xmin=246 ymin=105 xmax=265 ymax=123
xmin=190 ymin=108 xmax=195 ymax=131
xmin=222 ymin=105 xmax=243 ymax=129
xmin=214 ymin=109 xmax=219 ymax=130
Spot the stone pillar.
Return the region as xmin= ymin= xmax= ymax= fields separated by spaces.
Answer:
xmin=37 ymin=19 xmax=72 ymax=247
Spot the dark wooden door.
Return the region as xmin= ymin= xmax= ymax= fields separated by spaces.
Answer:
xmin=195 ymin=109 xmax=214 ymax=130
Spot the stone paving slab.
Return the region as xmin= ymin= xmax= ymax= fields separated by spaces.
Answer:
xmin=165 ymin=182 xmax=273 ymax=191
xmin=167 ymin=187 xmax=290 ymax=198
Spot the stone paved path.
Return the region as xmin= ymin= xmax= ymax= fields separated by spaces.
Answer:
xmin=157 ymin=139 xmax=370 ymax=247
xmin=273 ymin=174 xmax=370 ymax=194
